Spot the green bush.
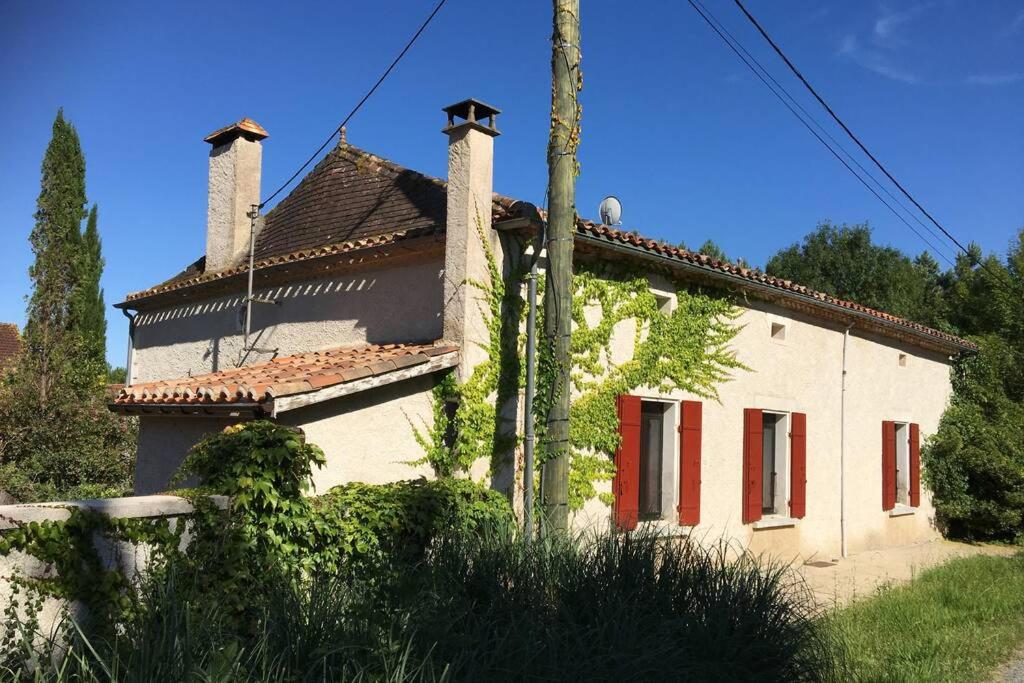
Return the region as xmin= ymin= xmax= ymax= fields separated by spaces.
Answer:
xmin=923 ymin=336 xmax=1024 ymax=542
xmin=308 ymin=478 xmax=514 ymax=574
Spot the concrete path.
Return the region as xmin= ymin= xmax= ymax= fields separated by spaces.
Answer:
xmin=797 ymin=539 xmax=1016 ymax=608
xmin=992 ymin=649 xmax=1024 ymax=683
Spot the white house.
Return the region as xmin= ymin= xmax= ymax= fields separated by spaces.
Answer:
xmin=109 ymin=100 xmax=975 ymax=560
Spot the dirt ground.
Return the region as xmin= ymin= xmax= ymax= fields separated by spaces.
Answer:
xmin=797 ymin=539 xmax=1017 ymax=608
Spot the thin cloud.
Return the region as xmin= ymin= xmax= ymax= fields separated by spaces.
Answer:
xmin=1000 ymin=9 xmax=1024 ymax=38
xmin=873 ymin=4 xmax=929 ymax=45
xmin=965 ymin=73 xmax=1024 ymax=86
xmin=838 ymin=35 xmax=921 ymax=84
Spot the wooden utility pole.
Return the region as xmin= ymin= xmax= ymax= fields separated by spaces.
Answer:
xmin=540 ymin=0 xmax=580 ymax=535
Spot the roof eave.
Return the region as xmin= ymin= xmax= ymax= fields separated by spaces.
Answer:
xmin=572 ymin=229 xmax=975 ymax=355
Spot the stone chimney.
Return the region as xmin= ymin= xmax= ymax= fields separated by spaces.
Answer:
xmin=203 ymin=118 xmax=268 ymax=272
xmin=441 ymin=99 xmax=500 ymax=378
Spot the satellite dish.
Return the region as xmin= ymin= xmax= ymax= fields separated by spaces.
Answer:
xmin=599 ymin=196 xmax=622 ymax=225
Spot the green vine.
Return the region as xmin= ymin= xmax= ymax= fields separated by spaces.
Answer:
xmin=0 ymin=506 xmax=181 ymax=628
xmin=413 ymin=218 xmax=528 ymax=478
xmin=556 ymin=267 xmax=746 ymax=507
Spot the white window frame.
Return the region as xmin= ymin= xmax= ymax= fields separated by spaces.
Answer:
xmin=894 ymin=421 xmax=911 ymax=506
xmin=761 ymin=411 xmax=791 ymax=517
xmin=635 ymin=397 xmax=679 ymax=523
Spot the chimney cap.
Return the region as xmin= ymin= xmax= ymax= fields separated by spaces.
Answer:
xmin=204 ymin=117 xmax=269 ymax=146
xmin=442 ymin=99 xmax=500 ymax=136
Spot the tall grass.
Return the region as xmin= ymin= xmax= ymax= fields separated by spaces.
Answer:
xmin=2 ymin=529 xmax=838 ymax=681
xmin=832 ymin=552 xmax=1024 ymax=682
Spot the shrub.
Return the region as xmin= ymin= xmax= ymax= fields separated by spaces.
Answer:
xmin=923 ymin=336 xmax=1024 ymax=542
xmin=308 ymin=477 xmax=514 ymax=574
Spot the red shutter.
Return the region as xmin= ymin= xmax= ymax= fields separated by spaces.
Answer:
xmin=678 ymin=400 xmax=702 ymax=526
xmin=743 ymin=408 xmax=763 ymax=524
xmin=789 ymin=412 xmax=807 ymax=519
xmin=613 ymin=395 xmax=642 ymax=530
xmin=882 ymin=421 xmax=897 ymax=511
xmin=909 ymin=423 xmax=921 ymax=507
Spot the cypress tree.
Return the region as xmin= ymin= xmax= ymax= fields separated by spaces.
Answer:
xmin=73 ymin=203 xmax=107 ymax=375
xmin=0 ymin=110 xmax=135 ymax=503
xmin=22 ymin=109 xmax=88 ymax=404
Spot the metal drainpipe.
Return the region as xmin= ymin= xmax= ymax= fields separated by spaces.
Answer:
xmin=840 ymin=322 xmax=854 ymax=558
xmin=523 ymin=225 xmax=544 ymax=545
xmin=121 ymin=308 xmax=137 ymax=386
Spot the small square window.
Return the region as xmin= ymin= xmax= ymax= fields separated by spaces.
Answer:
xmin=653 ymin=293 xmax=674 ymax=315
xmin=770 ymin=322 xmax=787 ymax=341
xmin=898 ymin=353 xmax=908 ymax=367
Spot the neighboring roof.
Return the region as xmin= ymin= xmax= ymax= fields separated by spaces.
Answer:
xmin=118 ymin=141 xmax=974 ymax=353
xmin=255 ymin=143 xmax=446 ymax=261
xmin=110 ymin=342 xmax=458 ymax=416
xmin=122 ymin=142 xmax=447 ymax=303
xmin=0 ymin=323 xmax=21 ymax=367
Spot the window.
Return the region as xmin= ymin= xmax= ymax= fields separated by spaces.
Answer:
xmin=614 ymin=396 xmax=703 ymax=529
xmin=639 ymin=402 xmax=667 ymax=520
xmin=894 ymin=423 xmax=910 ymax=505
xmin=770 ymin=322 xmax=787 ymax=341
xmin=898 ymin=353 xmax=908 ymax=367
xmin=882 ymin=421 xmax=920 ymax=510
xmin=760 ymin=412 xmax=789 ymax=515
xmin=743 ymin=409 xmax=807 ymax=524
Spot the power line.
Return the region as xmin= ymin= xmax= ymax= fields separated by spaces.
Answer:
xmin=259 ymin=0 xmax=448 ymax=210
xmin=732 ymin=0 xmax=1013 ymax=288
xmin=691 ymin=0 xmax=957 ymax=266
xmin=685 ymin=0 xmax=957 ymax=267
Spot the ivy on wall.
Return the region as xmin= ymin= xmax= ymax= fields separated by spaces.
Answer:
xmin=413 ymin=221 xmax=528 ymax=478
xmin=416 ymin=227 xmax=747 ymax=511
xmin=557 ymin=268 xmax=746 ymax=508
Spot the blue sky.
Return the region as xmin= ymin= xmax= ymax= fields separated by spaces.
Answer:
xmin=1 ymin=1 xmax=1021 ymax=367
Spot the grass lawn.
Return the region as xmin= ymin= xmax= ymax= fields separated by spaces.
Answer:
xmin=832 ymin=550 xmax=1024 ymax=682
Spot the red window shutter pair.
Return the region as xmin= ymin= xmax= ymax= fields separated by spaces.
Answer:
xmin=882 ymin=421 xmax=921 ymax=510
xmin=742 ymin=409 xmax=807 ymax=523
xmin=613 ymin=396 xmax=703 ymax=529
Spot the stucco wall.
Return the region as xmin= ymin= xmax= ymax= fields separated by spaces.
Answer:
xmin=571 ymin=271 xmax=952 ymax=560
xmin=130 ymin=256 xmax=444 ymax=383
xmin=133 ymin=375 xmax=437 ymax=496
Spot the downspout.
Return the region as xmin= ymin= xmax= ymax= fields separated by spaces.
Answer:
xmin=121 ymin=308 xmax=137 ymax=387
xmin=840 ymin=322 xmax=854 ymax=558
xmin=523 ymin=222 xmax=545 ymax=545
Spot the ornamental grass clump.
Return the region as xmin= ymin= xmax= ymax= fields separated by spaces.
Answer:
xmin=394 ymin=529 xmax=841 ymax=681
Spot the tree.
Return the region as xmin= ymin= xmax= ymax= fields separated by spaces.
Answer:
xmin=765 ymin=221 xmax=949 ymax=328
xmin=22 ymin=110 xmax=88 ymax=404
xmin=697 ymin=239 xmax=729 ymax=263
xmin=72 ymin=203 xmax=107 ymax=376
xmin=923 ymin=229 xmax=1024 ymax=542
xmin=0 ymin=110 xmax=135 ymax=503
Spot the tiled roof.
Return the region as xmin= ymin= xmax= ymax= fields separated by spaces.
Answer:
xmin=111 ymin=342 xmax=457 ymax=408
xmin=492 ymin=198 xmax=976 ymax=351
xmin=0 ymin=323 xmax=20 ymax=367
xmin=119 ymin=142 xmax=974 ymax=352
xmin=255 ymin=144 xmax=447 ymax=261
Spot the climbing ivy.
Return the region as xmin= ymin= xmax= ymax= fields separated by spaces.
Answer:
xmin=0 ymin=506 xmax=180 ymax=629
xmin=413 ymin=219 xmax=528 ymax=478
xmin=556 ymin=267 xmax=746 ymax=507
xmin=416 ymin=227 xmax=746 ymax=511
